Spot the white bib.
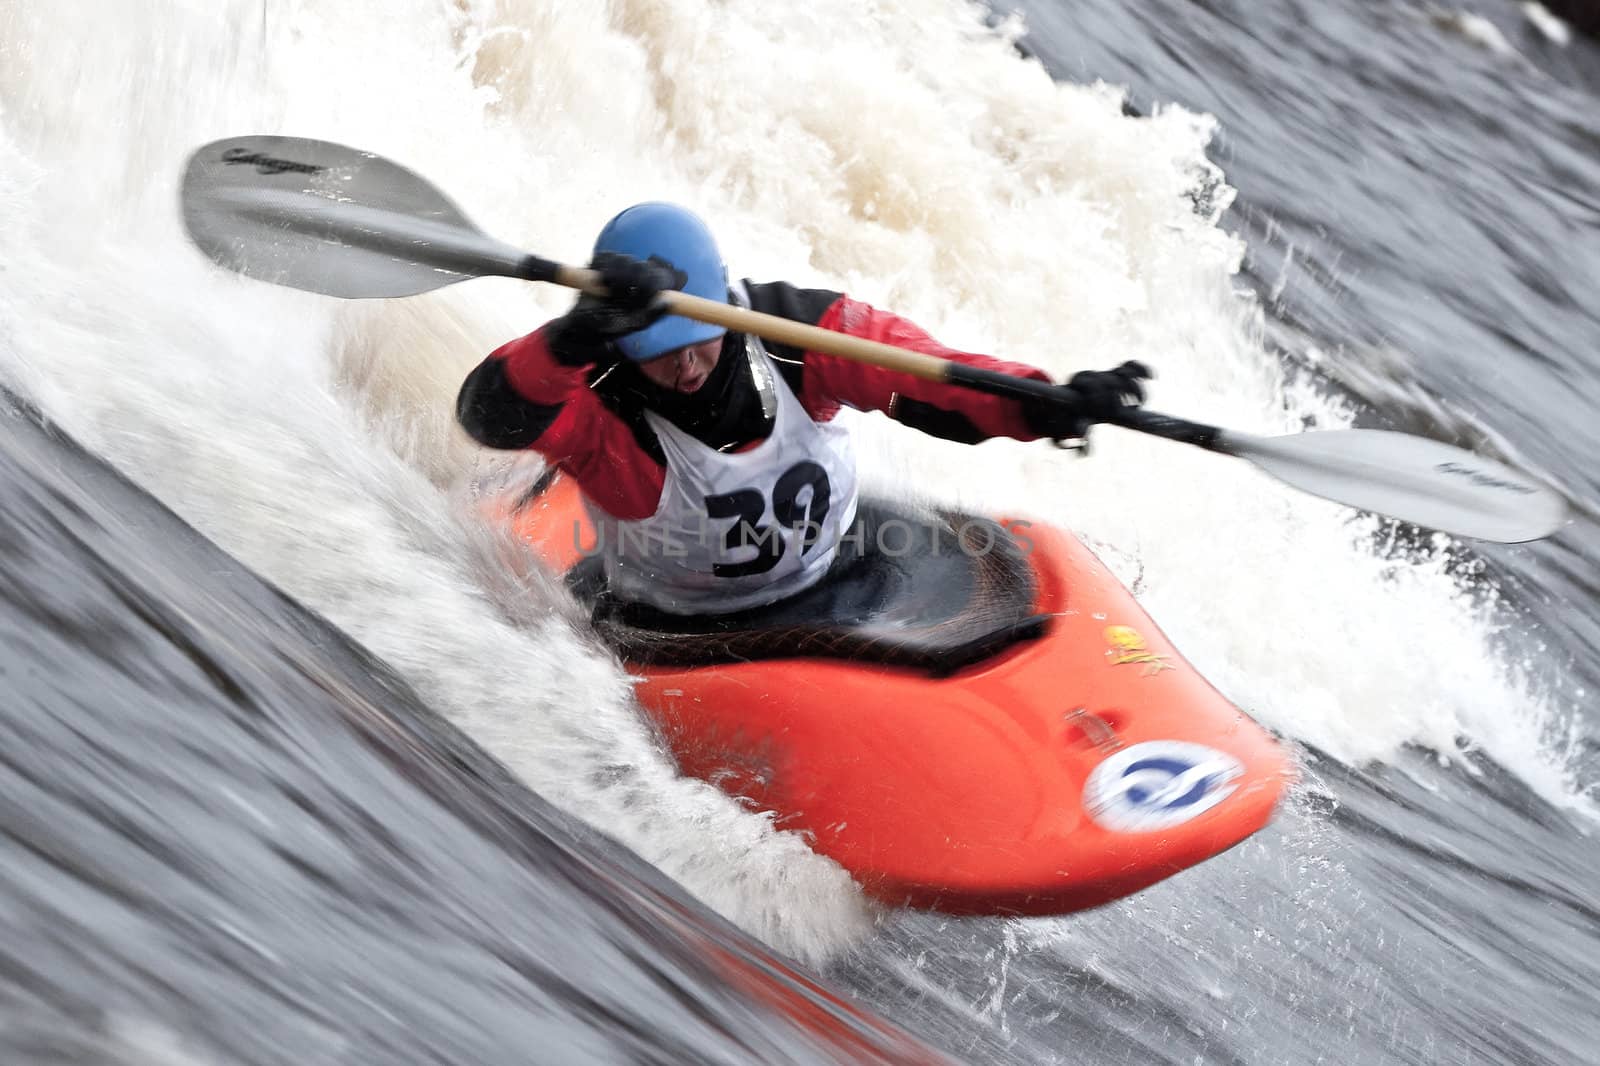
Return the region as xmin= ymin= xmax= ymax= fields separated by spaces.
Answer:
xmin=586 ymin=338 xmax=859 ymax=614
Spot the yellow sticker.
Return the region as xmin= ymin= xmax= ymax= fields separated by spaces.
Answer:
xmin=1104 ymin=625 xmax=1173 ymax=676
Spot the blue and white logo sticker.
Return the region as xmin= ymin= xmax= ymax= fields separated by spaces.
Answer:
xmin=1084 ymin=741 xmax=1243 ymax=833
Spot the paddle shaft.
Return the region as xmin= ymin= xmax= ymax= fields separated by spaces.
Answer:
xmin=522 ymin=255 xmax=1227 ymax=447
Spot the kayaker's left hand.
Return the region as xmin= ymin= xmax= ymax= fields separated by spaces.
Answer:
xmin=1022 ymin=360 xmax=1153 ymax=444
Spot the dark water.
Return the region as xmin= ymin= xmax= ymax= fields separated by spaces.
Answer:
xmin=0 ymin=395 xmax=942 ymax=1065
xmin=5 ymin=1 xmax=1600 ymax=1064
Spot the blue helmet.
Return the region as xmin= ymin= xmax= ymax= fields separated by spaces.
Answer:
xmin=593 ymin=202 xmax=729 ymax=362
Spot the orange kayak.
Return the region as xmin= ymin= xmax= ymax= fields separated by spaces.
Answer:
xmin=498 ymin=472 xmax=1292 ymax=916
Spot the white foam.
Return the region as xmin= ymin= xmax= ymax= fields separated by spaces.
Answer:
xmin=1 ymin=0 xmax=1591 ymax=964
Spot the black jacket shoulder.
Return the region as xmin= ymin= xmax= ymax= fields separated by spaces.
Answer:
xmin=740 ymin=279 xmax=843 ymax=395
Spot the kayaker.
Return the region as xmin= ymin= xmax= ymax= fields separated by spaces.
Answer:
xmin=457 ymin=202 xmax=1150 ymax=615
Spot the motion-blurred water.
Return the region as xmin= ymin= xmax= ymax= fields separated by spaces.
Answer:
xmin=2 ymin=1 xmax=1595 ymax=1062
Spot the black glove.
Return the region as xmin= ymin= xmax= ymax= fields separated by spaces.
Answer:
xmin=1021 ymin=360 xmax=1153 ymax=444
xmin=547 ymin=252 xmax=688 ymax=367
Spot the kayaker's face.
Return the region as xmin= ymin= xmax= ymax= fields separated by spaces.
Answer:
xmin=638 ymin=338 xmax=721 ymax=394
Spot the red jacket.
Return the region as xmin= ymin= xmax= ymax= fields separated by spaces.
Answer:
xmin=458 ymin=282 xmax=1050 ymax=520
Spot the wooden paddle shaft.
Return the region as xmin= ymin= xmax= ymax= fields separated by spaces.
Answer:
xmin=551 ymin=264 xmax=956 ymax=383
xmin=547 ymin=265 xmax=1224 ymax=430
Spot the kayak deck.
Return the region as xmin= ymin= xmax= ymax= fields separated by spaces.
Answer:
xmin=570 ymin=502 xmax=1049 ymax=674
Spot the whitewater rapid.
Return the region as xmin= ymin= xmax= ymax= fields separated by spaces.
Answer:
xmin=1 ymin=0 xmax=1586 ymax=962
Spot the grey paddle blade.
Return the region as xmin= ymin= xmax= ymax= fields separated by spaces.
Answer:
xmin=1221 ymin=428 xmax=1568 ymax=543
xmin=181 ymin=136 xmax=534 ymax=297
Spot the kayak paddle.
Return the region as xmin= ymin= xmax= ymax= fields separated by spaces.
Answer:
xmin=180 ymin=135 xmax=1569 ymax=544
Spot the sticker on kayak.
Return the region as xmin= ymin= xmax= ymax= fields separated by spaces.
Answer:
xmin=1084 ymin=741 xmax=1243 ymax=833
xmin=1104 ymin=626 xmax=1173 ymax=676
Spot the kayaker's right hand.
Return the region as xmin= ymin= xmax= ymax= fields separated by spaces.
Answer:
xmin=547 ymin=252 xmax=688 ymax=367
xmin=1022 ymin=360 xmax=1153 ymax=444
